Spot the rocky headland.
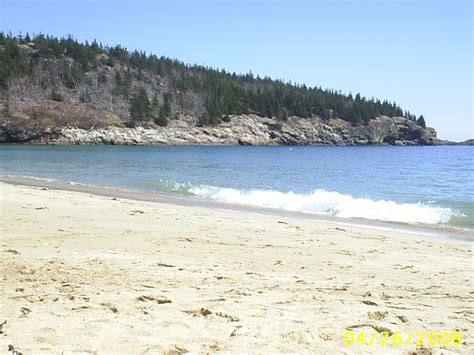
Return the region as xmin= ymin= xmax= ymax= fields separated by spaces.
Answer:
xmin=2 ymin=34 xmax=467 ymax=146
xmin=0 ymin=115 xmax=439 ymax=146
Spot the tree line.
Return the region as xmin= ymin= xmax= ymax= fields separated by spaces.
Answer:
xmin=0 ymin=32 xmax=427 ymax=128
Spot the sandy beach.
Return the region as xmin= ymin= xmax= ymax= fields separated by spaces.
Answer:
xmin=0 ymin=181 xmax=472 ymax=354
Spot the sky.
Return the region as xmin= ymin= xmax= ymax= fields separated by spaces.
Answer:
xmin=1 ymin=0 xmax=472 ymax=141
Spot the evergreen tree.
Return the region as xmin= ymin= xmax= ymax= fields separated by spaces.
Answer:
xmin=153 ymin=92 xmax=171 ymax=126
xmin=416 ymin=115 xmax=426 ymax=128
xmin=161 ymin=92 xmax=172 ymax=118
xmin=152 ymin=92 xmax=159 ymax=110
xmin=154 ymin=107 xmax=169 ymax=127
xmin=0 ymin=32 xmax=428 ymax=128
xmin=130 ymin=88 xmax=151 ymax=121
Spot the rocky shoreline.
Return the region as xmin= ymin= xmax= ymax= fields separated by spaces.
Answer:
xmin=0 ymin=115 xmax=442 ymax=146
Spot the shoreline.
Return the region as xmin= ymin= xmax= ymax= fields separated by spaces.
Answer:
xmin=1 ymin=175 xmax=472 ymax=242
xmin=0 ymin=180 xmax=472 ymax=353
xmin=0 ymin=115 xmax=440 ymax=146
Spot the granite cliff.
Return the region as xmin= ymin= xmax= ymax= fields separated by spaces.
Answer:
xmin=0 ymin=114 xmax=438 ymax=146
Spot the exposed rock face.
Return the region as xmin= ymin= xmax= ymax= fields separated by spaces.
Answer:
xmin=0 ymin=115 xmax=438 ymax=146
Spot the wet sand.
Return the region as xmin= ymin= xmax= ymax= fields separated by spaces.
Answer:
xmin=0 ymin=182 xmax=472 ymax=354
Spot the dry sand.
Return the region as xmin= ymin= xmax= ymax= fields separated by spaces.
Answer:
xmin=0 ymin=182 xmax=472 ymax=354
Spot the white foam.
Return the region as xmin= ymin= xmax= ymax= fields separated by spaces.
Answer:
xmin=189 ymin=186 xmax=454 ymax=225
xmin=3 ymin=174 xmax=57 ymax=183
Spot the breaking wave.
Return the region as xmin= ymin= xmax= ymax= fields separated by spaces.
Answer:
xmin=141 ymin=180 xmax=457 ymax=225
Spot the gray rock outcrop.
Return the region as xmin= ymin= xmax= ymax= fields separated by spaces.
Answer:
xmin=0 ymin=115 xmax=439 ymax=146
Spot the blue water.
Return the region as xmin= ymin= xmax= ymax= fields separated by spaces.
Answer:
xmin=1 ymin=145 xmax=473 ymax=228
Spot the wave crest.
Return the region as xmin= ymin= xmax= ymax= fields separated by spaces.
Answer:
xmin=133 ymin=179 xmax=456 ymax=225
xmin=189 ymin=186 xmax=454 ymax=225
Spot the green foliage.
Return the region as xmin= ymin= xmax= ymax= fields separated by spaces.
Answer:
xmin=0 ymin=33 xmax=28 ymax=90
xmin=152 ymin=92 xmax=171 ymax=126
xmin=404 ymin=110 xmax=417 ymax=121
xmin=161 ymin=92 xmax=172 ymax=118
xmin=197 ymin=114 xmax=219 ymax=126
xmin=51 ymin=87 xmax=64 ymax=102
xmin=417 ymin=115 xmax=426 ymax=128
xmin=130 ymin=88 xmax=151 ymax=121
xmin=0 ymin=67 xmax=8 ymax=90
xmin=105 ymin=56 xmax=116 ymax=67
xmin=154 ymin=111 xmax=169 ymax=127
xmin=221 ymin=115 xmax=231 ymax=123
xmin=113 ymin=70 xmax=132 ymax=97
xmin=0 ymin=32 xmax=428 ymax=128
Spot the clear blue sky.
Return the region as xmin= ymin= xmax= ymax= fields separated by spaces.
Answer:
xmin=1 ymin=0 xmax=472 ymax=140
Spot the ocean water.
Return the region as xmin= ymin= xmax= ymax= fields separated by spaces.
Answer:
xmin=1 ymin=145 xmax=473 ymax=229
